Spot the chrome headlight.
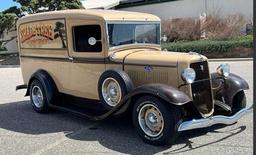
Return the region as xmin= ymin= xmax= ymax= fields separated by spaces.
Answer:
xmin=217 ymin=63 xmax=230 ymax=77
xmin=181 ymin=68 xmax=196 ymax=84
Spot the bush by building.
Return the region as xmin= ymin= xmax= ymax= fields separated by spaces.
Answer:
xmin=162 ymin=18 xmax=201 ymax=42
xmin=161 ymin=35 xmax=253 ymax=54
xmin=162 ymin=14 xmax=250 ymax=41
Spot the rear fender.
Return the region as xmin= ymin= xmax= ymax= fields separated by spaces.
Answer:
xmin=25 ymin=70 xmax=58 ymax=104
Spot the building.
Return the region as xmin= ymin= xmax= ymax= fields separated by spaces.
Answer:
xmin=82 ymin=0 xmax=253 ymax=20
xmin=116 ymin=0 xmax=253 ymax=20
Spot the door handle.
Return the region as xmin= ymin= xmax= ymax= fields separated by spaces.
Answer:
xmin=68 ymin=57 xmax=73 ymax=61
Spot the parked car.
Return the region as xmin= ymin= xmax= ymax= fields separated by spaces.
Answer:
xmin=16 ymin=9 xmax=252 ymax=146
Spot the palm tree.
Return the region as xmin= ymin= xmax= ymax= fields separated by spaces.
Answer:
xmin=54 ymin=21 xmax=66 ymax=48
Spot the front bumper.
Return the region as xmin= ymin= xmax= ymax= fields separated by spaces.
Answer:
xmin=178 ymin=105 xmax=253 ymax=132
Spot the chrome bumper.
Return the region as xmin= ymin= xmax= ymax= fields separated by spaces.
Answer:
xmin=178 ymin=105 xmax=253 ymax=132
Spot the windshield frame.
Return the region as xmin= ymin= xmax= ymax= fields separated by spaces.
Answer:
xmin=106 ymin=21 xmax=161 ymax=50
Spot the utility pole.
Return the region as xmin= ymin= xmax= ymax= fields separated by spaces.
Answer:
xmin=205 ymin=0 xmax=208 ymax=15
xmin=200 ymin=0 xmax=208 ymax=39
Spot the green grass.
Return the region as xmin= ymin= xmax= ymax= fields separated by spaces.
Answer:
xmin=161 ymin=35 xmax=253 ymax=54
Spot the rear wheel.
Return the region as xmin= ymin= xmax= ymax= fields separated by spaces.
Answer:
xmin=132 ymin=95 xmax=181 ymax=146
xmin=30 ymin=79 xmax=49 ymax=113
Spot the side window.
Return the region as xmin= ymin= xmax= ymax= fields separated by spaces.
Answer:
xmin=73 ymin=25 xmax=102 ymax=52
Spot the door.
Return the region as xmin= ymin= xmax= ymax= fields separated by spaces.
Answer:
xmin=67 ymin=20 xmax=106 ymax=100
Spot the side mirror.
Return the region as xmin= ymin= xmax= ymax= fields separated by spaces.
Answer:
xmin=161 ymin=35 xmax=167 ymax=42
xmin=88 ymin=37 xmax=97 ymax=46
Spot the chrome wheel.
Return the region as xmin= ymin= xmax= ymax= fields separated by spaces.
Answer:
xmin=31 ymin=86 xmax=44 ymax=108
xmin=138 ymin=103 xmax=164 ymax=137
xmin=102 ymin=77 xmax=122 ymax=107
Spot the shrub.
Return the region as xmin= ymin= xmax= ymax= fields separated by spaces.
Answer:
xmin=203 ymin=14 xmax=246 ymax=40
xmin=0 ymin=41 xmax=7 ymax=51
xmin=161 ymin=35 xmax=253 ymax=54
xmin=162 ymin=18 xmax=201 ymax=42
xmin=161 ymin=14 xmax=247 ymax=41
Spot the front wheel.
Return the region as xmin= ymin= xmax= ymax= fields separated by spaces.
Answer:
xmin=231 ymin=91 xmax=246 ymax=114
xmin=132 ymin=95 xmax=182 ymax=146
xmin=214 ymin=91 xmax=247 ymax=115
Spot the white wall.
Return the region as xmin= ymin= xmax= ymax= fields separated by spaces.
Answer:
xmin=119 ymin=0 xmax=253 ymax=20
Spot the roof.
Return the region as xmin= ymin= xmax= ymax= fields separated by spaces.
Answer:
xmin=17 ymin=9 xmax=160 ymax=25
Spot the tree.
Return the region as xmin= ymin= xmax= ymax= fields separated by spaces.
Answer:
xmin=2 ymin=6 xmax=23 ymax=17
xmin=0 ymin=13 xmax=16 ymax=36
xmin=48 ymin=0 xmax=84 ymax=11
xmin=13 ymin=0 xmax=84 ymax=14
xmin=54 ymin=22 xmax=67 ymax=48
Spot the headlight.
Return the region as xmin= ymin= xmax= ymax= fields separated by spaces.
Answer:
xmin=181 ymin=68 xmax=196 ymax=84
xmin=216 ymin=63 xmax=230 ymax=77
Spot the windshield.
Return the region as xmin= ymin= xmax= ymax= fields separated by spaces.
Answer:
xmin=107 ymin=23 xmax=160 ymax=48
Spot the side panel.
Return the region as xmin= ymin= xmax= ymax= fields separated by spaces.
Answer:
xmin=18 ymin=19 xmax=72 ymax=94
xmin=20 ymin=57 xmax=71 ymax=94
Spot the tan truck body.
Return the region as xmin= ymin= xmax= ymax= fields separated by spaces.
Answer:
xmin=17 ymin=9 xmax=206 ymax=101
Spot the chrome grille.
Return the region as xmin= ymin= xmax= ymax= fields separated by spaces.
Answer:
xmin=190 ymin=61 xmax=213 ymax=115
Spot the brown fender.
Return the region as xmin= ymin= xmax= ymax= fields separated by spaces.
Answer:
xmin=211 ymin=73 xmax=249 ymax=107
xmin=124 ymin=83 xmax=192 ymax=106
xmin=25 ymin=70 xmax=58 ymax=105
xmin=92 ymin=83 xmax=192 ymax=120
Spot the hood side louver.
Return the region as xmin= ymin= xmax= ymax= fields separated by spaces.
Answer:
xmin=127 ymin=70 xmax=168 ymax=86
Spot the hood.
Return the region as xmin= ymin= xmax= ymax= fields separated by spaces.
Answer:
xmin=109 ymin=49 xmax=207 ymax=66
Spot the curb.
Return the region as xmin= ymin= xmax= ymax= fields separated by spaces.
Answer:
xmin=0 ymin=65 xmax=20 ymax=68
xmin=209 ymin=58 xmax=253 ymax=62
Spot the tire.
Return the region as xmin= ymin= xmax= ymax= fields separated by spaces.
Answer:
xmin=231 ymin=91 xmax=246 ymax=114
xmin=30 ymin=79 xmax=49 ymax=113
xmin=98 ymin=69 xmax=133 ymax=110
xmin=132 ymin=95 xmax=182 ymax=146
xmin=214 ymin=91 xmax=246 ymax=116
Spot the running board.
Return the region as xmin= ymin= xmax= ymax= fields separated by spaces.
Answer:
xmin=16 ymin=84 xmax=27 ymax=90
xmin=49 ymin=103 xmax=107 ymax=121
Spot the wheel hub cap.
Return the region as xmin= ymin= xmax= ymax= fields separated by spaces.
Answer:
xmin=102 ymin=78 xmax=122 ymax=107
xmin=138 ymin=103 xmax=164 ymax=137
xmin=31 ymin=86 xmax=44 ymax=108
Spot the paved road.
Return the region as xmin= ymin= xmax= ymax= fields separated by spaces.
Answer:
xmin=0 ymin=61 xmax=253 ymax=155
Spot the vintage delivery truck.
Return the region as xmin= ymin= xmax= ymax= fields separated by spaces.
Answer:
xmin=16 ymin=9 xmax=252 ymax=146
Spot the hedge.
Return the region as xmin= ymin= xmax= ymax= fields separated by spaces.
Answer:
xmin=161 ymin=35 xmax=253 ymax=54
xmin=0 ymin=41 xmax=6 ymax=51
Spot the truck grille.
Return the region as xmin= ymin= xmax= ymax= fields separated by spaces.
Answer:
xmin=190 ymin=61 xmax=213 ymax=115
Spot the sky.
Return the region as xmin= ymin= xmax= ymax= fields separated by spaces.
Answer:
xmin=0 ymin=0 xmax=20 ymax=11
